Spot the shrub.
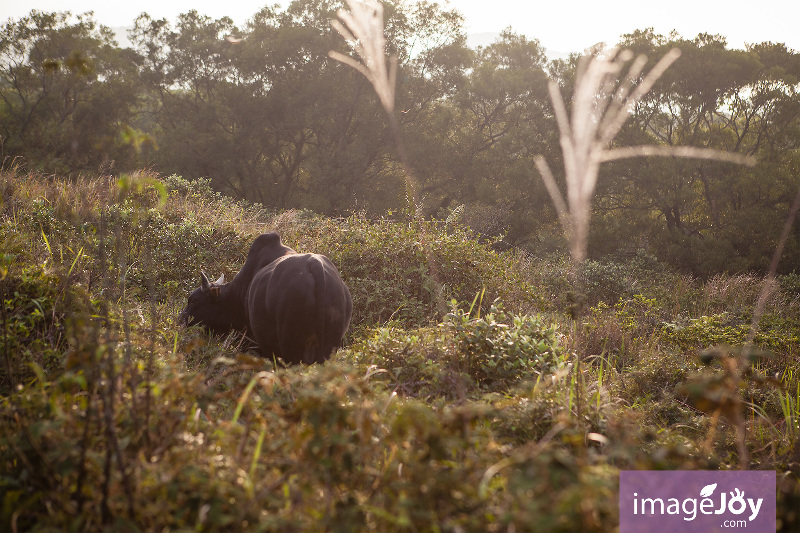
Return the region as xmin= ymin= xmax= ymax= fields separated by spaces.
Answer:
xmin=661 ymin=312 xmax=800 ymax=355
xmin=779 ymin=271 xmax=800 ymax=300
xmin=274 ymin=215 xmax=546 ymax=330
xmin=581 ymin=259 xmax=640 ymax=305
xmin=444 ymin=302 xmax=566 ymax=391
xmin=582 ymin=295 xmax=664 ymax=364
xmin=0 ymin=265 xmax=95 ymax=394
xmin=661 ymin=313 xmax=750 ymax=350
xmin=343 ymin=327 xmax=464 ymax=399
xmin=345 ymin=301 xmax=566 ymax=397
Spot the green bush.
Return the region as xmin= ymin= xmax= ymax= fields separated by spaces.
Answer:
xmin=272 ymin=215 xmax=546 ymax=330
xmin=581 ymin=259 xmax=640 ymax=305
xmin=0 ymin=265 xmax=95 ymax=394
xmin=444 ymin=302 xmax=566 ymax=391
xmin=661 ymin=313 xmax=750 ymax=350
xmin=582 ymin=295 xmax=665 ymax=364
xmin=345 ymin=301 xmax=565 ymax=397
xmin=661 ymin=312 xmax=800 ymax=355
xmin=343 ymin=327 xmax=462 ymax=398
xmin=779 ymin=271 xmax=800 ymax=299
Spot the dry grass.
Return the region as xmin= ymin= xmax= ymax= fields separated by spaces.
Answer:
xmin=2 ymin=171 xmax=119 ymax=220
xmin=703 ymin=274 xmax=783 ymax=314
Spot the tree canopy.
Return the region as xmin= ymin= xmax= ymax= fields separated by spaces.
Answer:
xmin=2 ymin=3 xmax=799 ymax=275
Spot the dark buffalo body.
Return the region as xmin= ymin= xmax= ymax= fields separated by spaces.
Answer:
xmin=181 ymin=232 xmax=352 ymax=364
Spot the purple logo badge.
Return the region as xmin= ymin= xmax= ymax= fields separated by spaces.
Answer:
xmin=620 ymin=470 xmax=775 ymax=532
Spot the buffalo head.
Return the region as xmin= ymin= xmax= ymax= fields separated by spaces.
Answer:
xmin=179 ymin=272 xmax=229 ymax=331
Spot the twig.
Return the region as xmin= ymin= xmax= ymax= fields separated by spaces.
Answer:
xmin=1 ymin=275 xmax=13 ymax=390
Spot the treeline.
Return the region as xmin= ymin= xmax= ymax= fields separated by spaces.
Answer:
xmin=2 ymin=2 xmax=800 ymax=276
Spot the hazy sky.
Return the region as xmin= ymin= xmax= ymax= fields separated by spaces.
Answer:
xmin=1 ymin=0 xmax=798 ymax=54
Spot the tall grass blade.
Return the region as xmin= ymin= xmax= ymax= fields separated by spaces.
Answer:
xmin=40 ymin=226 xmax=52 ymax=258
xmin=67 ymin=247 xmax=84 ymax=276
xmin=232 ymin=375 xmax=259 ymax=424
xmin=249 ymin=427 xmax=267 ymax=480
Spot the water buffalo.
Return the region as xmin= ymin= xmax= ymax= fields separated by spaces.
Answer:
xmin=180 ymin=232 xmax=352 ymax=364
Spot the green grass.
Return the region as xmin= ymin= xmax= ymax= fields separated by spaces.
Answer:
xmin=1 ymin=170 xmax=799 ymax=531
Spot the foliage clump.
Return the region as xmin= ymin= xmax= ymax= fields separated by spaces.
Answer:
xmin=444 ymin=302 xmax=564 ymax=391
xmin=662 ymin=312 xmax=800 ymax=357
xmin=0 ymin=265 xmax=94 ymax=393
xmin=344 ymin=301 xmax=564 ymax=398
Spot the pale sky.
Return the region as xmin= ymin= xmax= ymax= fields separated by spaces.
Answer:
xmin=1 ymin=0 xmax=798 ymax=54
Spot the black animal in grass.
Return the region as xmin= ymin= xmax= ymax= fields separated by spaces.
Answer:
xmin=180 ymin=232 xmax=352 ymax=364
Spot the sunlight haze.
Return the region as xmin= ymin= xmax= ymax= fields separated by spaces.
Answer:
xmin=1 ymin=0 xmax=798 ymax=54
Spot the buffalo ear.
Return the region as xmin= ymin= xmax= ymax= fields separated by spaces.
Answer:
xmin=200 ymin=271 xmax=211 ymax=291
xmin=214 ymin=273 xmax=225 ymax=285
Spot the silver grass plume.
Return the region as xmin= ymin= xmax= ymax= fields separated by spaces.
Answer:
xmin=330 ymin=0 xmax=420 ymax=215
xmin=329 ymin=0 xmax=397 ymax=113
xmin=534 ymin=48 xmax=754 ymax=266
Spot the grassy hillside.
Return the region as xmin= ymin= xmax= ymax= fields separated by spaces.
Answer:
xmin=1 ymin=170 xmax=799 ymax=531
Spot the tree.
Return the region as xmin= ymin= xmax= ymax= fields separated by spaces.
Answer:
xmin=131 ymin=0 xmax=470 ymax=214
xmin=403 ymin=30 xmax=557 ymax=244
xmin=587 ymin=31 xmax=800 ymax=274
xmin=0 ymin=11 xmax=143 ymax=172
